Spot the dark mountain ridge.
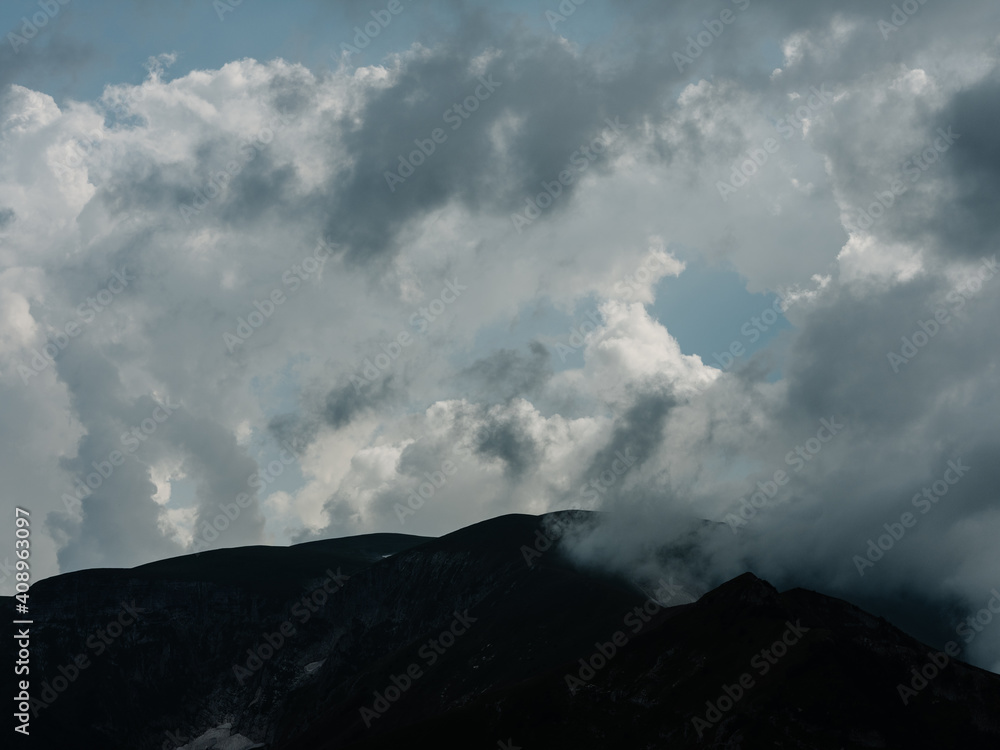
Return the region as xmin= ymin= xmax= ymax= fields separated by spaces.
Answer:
xmin=6 ymin=512 xmax=1000 ymax=748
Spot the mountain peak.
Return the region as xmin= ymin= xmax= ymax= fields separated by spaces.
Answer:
xmin=696 ymin=571 xmax=781 ymax=609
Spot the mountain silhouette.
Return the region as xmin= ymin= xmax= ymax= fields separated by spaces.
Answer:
xmin=6 ymin=512 xmax=1000 ymax=748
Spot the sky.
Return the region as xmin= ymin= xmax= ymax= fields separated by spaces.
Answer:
xmin=2 ymin=0 xmax=1000 ymax=670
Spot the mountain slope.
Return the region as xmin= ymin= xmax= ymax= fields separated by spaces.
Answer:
xmin=6 ymin=513 xmax=1000 ymax=749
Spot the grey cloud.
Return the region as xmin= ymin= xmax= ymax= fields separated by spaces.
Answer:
xmin=613 ymin=387 xmax=677 ymax=456
xmin=317 ymin=19 xmax=698 ymax=264
xmin=44 ymin=331 xmax=266 ymax=569
xmin=565 ymin=265 xmax=1000 ymax=666
xmin=267 ymin=369 xmax=401 ymax=455
xmin=268 ymin=412 xmax=320 ymax=457
xmin=161 ymin=408 xmax=268 ymax=550
xmin=46 ymin=344 xmax=183 ymax=572
xmin=325 ymin=372 xmax=399 ymax=429
xmin=474 ymin=412 xmax=538 ymax=480
xmin=926 ymin=67 xmax=1000 ymax=258
xmin=457 ymin=340 xmax=552 ymax=403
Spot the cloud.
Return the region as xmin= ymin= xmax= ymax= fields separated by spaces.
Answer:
xmin=456 ymin=340 xmax=553 ymax=403
xmin=324 ymin=372 xmax=400 ymax=430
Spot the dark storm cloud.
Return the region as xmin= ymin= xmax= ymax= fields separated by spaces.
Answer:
xmin=218 ymin=161 xmax=302 ymax=226
xmin=618 ymin=0 xmax=999 ymax=63
xmin=562 ymin=386 xmax=678 ymax=511
xmin=611 ymin=388 xmax=678 ymax=466
xmin=781 ymin=277 xmax=945 ymax=431
xmin=319 ymin=15 xmax=697 ymax=264
xmin=924 ymin=66 xmax=1000 ymax=259
xmin=474 ymin=412 xmax=538 ymax=480
xmin=457 ymin=340 xmax=552 ymax=403
xmin=256 ymin=0 xmax=999 ymax=270
xmin=268 ymin=412 xmax=320 ymax=456
xmin=782 ymin=268 xmax=1000 ymax=435
xmin=267 ymin=371 xmax=401 ymax=455
xmin=324 ymin=372 xmax=399 ymax=429
xmin=772 ymin=262 xmax=1000 ymax=537
xmin=66 ymin=7 xmax=711 ymax=287
xmin=86 ymin=0 xmax=999 ymax=278
xmin=570 ymin=258 xmax=1000 ymax=661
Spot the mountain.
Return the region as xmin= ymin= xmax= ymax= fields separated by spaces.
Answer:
xmin=6 ymin=512 xmax=1000 ymax=749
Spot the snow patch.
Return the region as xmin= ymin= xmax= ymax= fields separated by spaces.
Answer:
xmin=177 ymin=723 xmax=264 ymax=750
